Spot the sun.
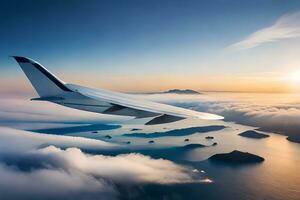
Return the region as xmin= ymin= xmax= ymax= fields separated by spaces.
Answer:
xmin=288 ymin=70 xmax=300 ymax=82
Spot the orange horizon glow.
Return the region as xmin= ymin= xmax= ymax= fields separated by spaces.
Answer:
xmin=62 ymin=71 xmax=300 ymax=93
xmin=1 ymin=71 xmax=300 ymax=96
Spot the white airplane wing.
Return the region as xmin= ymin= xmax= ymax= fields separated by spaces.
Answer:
xmin=12 ymin=56 xmax=223 ymax=125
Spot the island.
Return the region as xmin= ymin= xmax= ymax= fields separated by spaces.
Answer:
xmin=238 ymin=130 xmax=269 ymax=139
xmin=209 ymin=150 xmax=264 ymax=164
xmin=178 ymin=143 xmax=206 ymax=150
xmin=163 ymin=89 xmax=201 ymax=94
xmin=256 ymin=128 xmax=300 ymax=144
xmin=123 ymin=125 xmax=226 ymax=138
xmin=287 ymin=136 xmax=300 ymax=143
xmin=29 ymin=123 xmax=121 ymax=135
xmin=130 ymin=128 xmax=142 ymax=131
xmin=104 ymin=135 xmax=112 ymax=139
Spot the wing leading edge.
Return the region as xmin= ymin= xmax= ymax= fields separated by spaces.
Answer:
xmin=12 ymin=56 xmax=224 ymax=125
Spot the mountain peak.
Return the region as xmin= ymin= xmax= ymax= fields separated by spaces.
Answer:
xmin=164 ymin=89 xmax=200 ymax=94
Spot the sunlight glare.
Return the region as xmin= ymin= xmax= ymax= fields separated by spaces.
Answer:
xmin=289 ymin=70 xmax=300 ymax=82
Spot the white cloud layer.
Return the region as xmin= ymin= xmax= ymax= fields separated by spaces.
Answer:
xmin=142 ymin=93 xmax=300 ymax=138
xmin=205 ymin=102 xmax=300 ymax=137
xmin=0 ymin=127 xmax=201 ymax=200
xmin=0 ymin=162 xmax=117 ymax=200
xmin=229 ymin=11 xmax=300 ymax=50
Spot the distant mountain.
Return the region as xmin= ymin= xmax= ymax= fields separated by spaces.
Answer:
xmin=163 ymin=89 xmax=201 ymax=94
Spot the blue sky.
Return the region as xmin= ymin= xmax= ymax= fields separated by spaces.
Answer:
xmin=1 ymin=0 xmax=300 ymax=93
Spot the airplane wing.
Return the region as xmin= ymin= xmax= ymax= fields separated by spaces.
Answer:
xmin=65 ymin=83 xmax=224 ymax=124
xmin=12 ymin=56 xmax=223 ymax=125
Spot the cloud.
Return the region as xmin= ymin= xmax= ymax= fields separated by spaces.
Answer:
xmin=0 ymin=146 xmax=199 ymax=200
xmin=190 ymin=100 xmax=300 ymax=137
xmin=228 ymin=11 xmax=300 ymax=50
xmin=0 ymin=127 xmax=118 ymax=153
xmin=0 ymin=162 xmax=117 ymax=200
xmin=142 ymin=93 xmax=300 ymax=138
xmin=19 ymin=146 xmax=197 ymax=184
xmin=207 ymin=103 xmax=300 ymax=137
xmin=0 ymin=127 xmax=202 ymax=200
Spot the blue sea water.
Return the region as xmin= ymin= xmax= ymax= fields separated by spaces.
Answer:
xmin=29 ymin=118 xmax=300 ymax=200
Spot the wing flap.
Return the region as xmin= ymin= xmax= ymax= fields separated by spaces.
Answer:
xmin=103 ymin=104 xmax=160 ymax=118
xmin=145 ymin=114 xmax=185 ymax=125
xmin=103 ymin=104 xmax=127 ymax=113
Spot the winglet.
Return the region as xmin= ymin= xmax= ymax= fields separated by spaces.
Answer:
xmin=11 ymin=56 xmax=31 ymax=63
xmin=12 ymin=56 xmax=72 ymax=97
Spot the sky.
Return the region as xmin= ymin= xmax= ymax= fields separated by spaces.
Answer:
xmin=1 ymin=0 xmax=300 ymax=94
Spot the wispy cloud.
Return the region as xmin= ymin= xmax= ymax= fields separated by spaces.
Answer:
xmin=229 ymin=11 xmax=300 ymax=50
xmin=0 ymin=98 xmax=128 ymax=129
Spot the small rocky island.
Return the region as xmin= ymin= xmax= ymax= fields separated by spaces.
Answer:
xmin=209 ymin=150 xmax=264 ymax=164
xmin=212 ymin=142 xmax=218 ymax=146
xmin=238 ymin=130 xmax=269 ymax=139
xmin=180 ymin=143 xmax=206 ymax=149
xmin=163 ymin=89 xmax=200 ymax=94
xmin=130 ymin=128 xmax=142 ymax=131
xmin=104 ymin=135 xmax=112 ymax=139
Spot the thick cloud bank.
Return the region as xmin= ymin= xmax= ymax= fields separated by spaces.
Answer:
xmin=0 ymin=127 xmax=201 ymax=200
xmin=143 ymin=93 xmax=300 ymax=139
xmin=0 ymin=161 xmax=116 ymax=200
xmin=194 ymin=101 xmax=300 ymax=138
